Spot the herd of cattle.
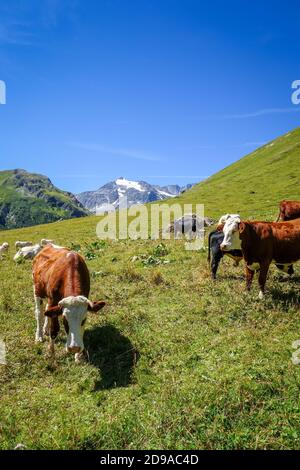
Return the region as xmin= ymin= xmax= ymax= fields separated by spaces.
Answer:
xmin=0 ymin=199 xmax=299 ymax=363
xmin=0 ymin=238 xmax=54 ymax=261
xmin=208 ymin=200 xmax=300 ymax=300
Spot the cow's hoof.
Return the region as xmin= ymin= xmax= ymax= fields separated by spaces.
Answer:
xmin=75 ymin=351 xmax=86 ymax=365
xmin=46 ymin=350 xmax=55 ymax=360
xmin=35 ymin=336 xmax=44 ymax=343
xmin=258 ymin=290 xmax=265 ymax=300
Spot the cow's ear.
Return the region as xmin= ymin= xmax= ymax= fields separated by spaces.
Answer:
xmin=88 ymin=301 xmax=106 ymax=313
xmin=44 ymin=305 xmax=63 ymax=317
xmin=239 ymin=222 xmax=246 ymax=234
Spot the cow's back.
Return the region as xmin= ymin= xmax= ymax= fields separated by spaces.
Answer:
xmin=33 ymin=246 xmax=90 ymax=302
xmin=241 ymin=220 xmax=300 ymax=265
xmin=271 ymin=220 xmax=300 ymax=262
xmin=279 ymin=200 xmax=300 ymax=221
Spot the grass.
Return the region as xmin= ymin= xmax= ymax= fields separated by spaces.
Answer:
xmin=0 ymin=213 xmax=300 ymax=450
xmin=167 ymin=125 xmax=300 ymax=219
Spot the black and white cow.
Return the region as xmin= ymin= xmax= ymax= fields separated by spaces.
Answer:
xmin=208 ymin=230 xmax=243 ymax=279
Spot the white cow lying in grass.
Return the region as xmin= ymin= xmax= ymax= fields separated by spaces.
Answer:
xmin=14 ymin=242 xmax=63 ymax=262
xmin=15 ymin=241 xmax=33 ymax=250
xmin=14 ymin=244 xmax=43 ymax=262
xmin=0 ymin=242 xmax=9 ymax=259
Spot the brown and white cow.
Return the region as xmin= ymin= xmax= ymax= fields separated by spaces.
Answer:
xmin=221 ymin=216 xmax=300 ymax=299
xmin=276 ymin=200 xmax=300 ymax=222
xmin=32 ymin=245 xmax=105 ymax=362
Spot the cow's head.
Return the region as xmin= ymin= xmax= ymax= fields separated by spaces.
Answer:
xmin=216 ymin=213 xmax=240 ymax=231
xmin=45 ymin=296 xmax=105 ymax=354
xmin=220 ymin=215 xmax=241 ymax=251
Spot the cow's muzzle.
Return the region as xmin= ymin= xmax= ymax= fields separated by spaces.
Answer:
xmin=220 ymin=243 xmax=230 ymax=251
xmin=67 ymin=346 xmax=81 ymax=353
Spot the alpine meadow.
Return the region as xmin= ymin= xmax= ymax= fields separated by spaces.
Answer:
xmin=1 ymin=127 xmax=300 ymax=450
xmin=2 ymin=1 xmax=300 ymax=457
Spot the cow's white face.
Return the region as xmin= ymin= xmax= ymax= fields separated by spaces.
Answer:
xmin=220 ymin=215 xmax=241 ymax=251
xmin=217 ymin=213 xmax=240 ymax=228
xmin=59 ymin=296 xmax=89 ymax=353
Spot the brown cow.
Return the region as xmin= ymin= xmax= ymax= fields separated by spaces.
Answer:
xmin=32 ymin=245 xmax=105 ymax=362
xmin=221 ymin=217 xmax=300 ymax=298
xmin=276 ymin=200 xmax=300 ymax=222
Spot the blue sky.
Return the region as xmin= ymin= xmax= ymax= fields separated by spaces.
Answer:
xmin=0 ymin=0 xmax=300 ymax=193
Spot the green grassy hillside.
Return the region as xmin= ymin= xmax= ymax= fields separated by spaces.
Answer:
xmin=171 ymin=126 xmax=300 ymax=219
xmin=1 ymin=127 xmax=300 ymax=450
xmin=0 ymin=211 xmax=300 ymax=450
xmin=0 ymin=169 xmax=88 ymax=230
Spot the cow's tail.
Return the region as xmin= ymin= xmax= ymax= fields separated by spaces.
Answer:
xmin=207 ymin=231 xmax=213 ymax=263
xmin=276 ymin=202 xmax=284 ymax=222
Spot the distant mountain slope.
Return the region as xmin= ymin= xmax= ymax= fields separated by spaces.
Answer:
xmin=77 ymin=177 xmax=194 ymax=212
xmin=0 ymin=169 xmax=88 ymax=229
xmin=169 ymin=127 xmax=300 ymax=219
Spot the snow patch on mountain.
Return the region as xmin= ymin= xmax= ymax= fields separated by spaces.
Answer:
xmin=115 ymin=177 xmax=145 ymax=192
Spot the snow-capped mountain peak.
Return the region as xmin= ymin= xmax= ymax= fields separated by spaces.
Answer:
xmin=76 ymin=178 xmax=194 ymax=213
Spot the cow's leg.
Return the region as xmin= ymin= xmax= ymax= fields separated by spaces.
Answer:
xmin=211 ymin=250 xmax=223 ymax=279
xmin=245 ymin=266 xmax=255 ymax=291
xmin=34 ymin=295 xmax=44 ymax=342
xmin=48 ymin=337 xmax=55 ymax=357
xmin=47 ymin=316 xmax=60 ymax=358
xmin=288 ymin=265 xmax=294 ymax=276
xmin=43 ymin=303 xmax=50 ymax=336
xmin=258 ymin=262 xmax=270 ymax=300
xmin=43 ymin=317 xmax=50 ymax=336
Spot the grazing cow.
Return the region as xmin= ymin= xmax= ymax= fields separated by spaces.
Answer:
xmin=32 ymin=245 xmax=106 ymax=363
xmin=164 ymin=215 xmax=214 ymax=239
xmin=15 ymin=241 xmax=33 ymax=250
xmin=14 ymin=244 xmax=42 ymax=262
xmin=40 ymin=239 xmax=54 ymax=246
xmin=276 ymin=200 xmax=300 ymax=222
xmin=208 ymin=230 xmax=243 ymax=279
xmin=0 ymin=242 xmax=9 ymax=259
xmin=221 ymin=216 xmax=300 ymax=299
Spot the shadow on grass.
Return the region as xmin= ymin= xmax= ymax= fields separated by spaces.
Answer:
xmin=84 ymin=324 xmax=139 ymax=391
xmin=274 ymin=275 xmax=300 ymax=284
xmin=269 ymin=286 xmax=300 ymax=308
xmin=221 ymin=274 xmax=245 ymax=281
